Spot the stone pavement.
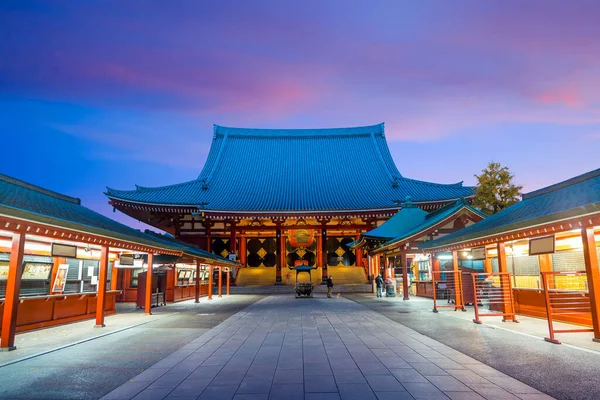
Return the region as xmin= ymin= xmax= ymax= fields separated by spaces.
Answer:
xmin=103 ymin=295 xmax=551 ymax=400
xmin=0 ymin=295 xmax=263 ymax=400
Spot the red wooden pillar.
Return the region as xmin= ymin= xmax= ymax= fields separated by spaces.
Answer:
xmin=276 ymin=229 xmax=283 ymax=284
xmin=355 ymin=233 xmax=363 ymax=273
xmin=316 ymin=230 xmax=323 ymax=270
xmin=401 ymin=252 xmax=409 ymax=300
xmin=218 ymin=266 xmax=223 ymax=297
xmin=239 ymin=234 xmax=247 ymax=266
xmin=144 ymin=253 xmax=154 ymax=314
xmin=195 ymin=259 xmax=200 ymax=303
xmin=452 ymin=250 xmax=461 ymax=309
xmin=226 ymin=269 xmax=231 ymax=295
xmin=110 ymin=260 xmax=118 ymax=291
xmin=208 ymin=265 xmax=213 ymax=300
xmin=431 ymin=255 xmax=441 ymax=274
xmin=321 ymin=229 xmax=328 ymax=284
xmin=205 ymin=222 xmax=212 ymax=252
xmin=95 ymin=245 xmax=109 ymax=327
xmin=383 ymin=256 xmax=389 ymax=279
xmin=497 ymin=242 xmax=515 ymax=320
xmin=1 ymin=232 xmax=25 ymax=351
xmin=230 ymin=222 xmax=237 ymax=254
xmin=581 ymin=227 xmax=600 ymax=341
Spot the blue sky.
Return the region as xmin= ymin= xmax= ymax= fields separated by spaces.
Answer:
xmin=2 ymin=1 xmax=599 ymax=229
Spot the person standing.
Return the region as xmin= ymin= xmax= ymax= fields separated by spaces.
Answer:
xmin=327 ymin=275 xmax=334 ymax=298
xmin=375 ymin=274 xmax=384 ymax=298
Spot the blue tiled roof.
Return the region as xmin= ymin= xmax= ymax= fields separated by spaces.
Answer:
xmin=420 ymin=169 xmax=600 ymax=250
xmin=106 ymin=123 xmax=474 ymax=212
xmin=377 ymin=199 xmax=486 ymax=250
xmin=362 ymin=205 xmax=428 ymax=240
xmin=0 ymin=174 xmax=234 ymax=264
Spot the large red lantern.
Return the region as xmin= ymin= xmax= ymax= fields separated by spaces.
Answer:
xmin=288 ymin=229 xmax=314 ymax=248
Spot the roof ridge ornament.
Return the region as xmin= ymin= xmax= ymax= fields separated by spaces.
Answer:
xmin=392 ymin=177 xmax=400 ymax=188
xmin=402 ymin=196 xmax=415 ymax=208
xmin=201 ymin=179 xmax=208 ymax=191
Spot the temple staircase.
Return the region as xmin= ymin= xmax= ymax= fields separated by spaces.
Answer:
xmin=235 ymin=266 xmax=368 ymax=286
xmin=327 ymin=266 xmax=369 ymax=285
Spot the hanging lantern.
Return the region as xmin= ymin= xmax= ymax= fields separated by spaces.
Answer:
xmin=288 ymin=229 xmax=314 ymax=248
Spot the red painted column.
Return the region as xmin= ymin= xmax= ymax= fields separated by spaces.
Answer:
xmin=276 ymin=229 xmax=283 ymax=284
xmin=195 ymin=259 xmax=200 ymax=303
xmin=230 ymin=222 xmax=237 ymax=253
xmin=226 ymin=269 xmax=231 ymax=295
xmin=401 ymin=252 xmax=409 ymax=300
xmin=452 ymin=250 xmax=461 ymax=309
xmin=496 ymin=242 xmax=515 ymax=320
xmin=95 ymin=245 xmax=109 ymax=327
xmin=144 ymin=253 xmax=154 ymax=314
xmin=205 ymin=222 xmax=212 ymax=252
xmin=1 ymin=232 xmax=25 ymax=351
xmin=110 ymin=260 xmax=118 ymax=291
xmin=208 ymin=265 xmax=213 ymax=300
xmin=239 ymin=234 xmax=247 ymax=266
xmin=383 ymin=256 xmax=389 ymax=279
xmin=218 ymin=266 xmax=223 ymax=297
xmin=321 ymin=229 xmax=328 ymax=284
xmin=581 ymin=227 xmax=600 ymax=341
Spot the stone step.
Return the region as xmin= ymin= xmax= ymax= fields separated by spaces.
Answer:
xmin=218 ymin=284 xmax=372 ymax=295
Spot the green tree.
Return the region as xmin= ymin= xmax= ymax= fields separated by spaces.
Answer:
xmin=473 ymin=162 xmax=523 ymax=215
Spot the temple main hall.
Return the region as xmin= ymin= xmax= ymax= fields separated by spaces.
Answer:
xmin=105 ymin=123 xmax=475 ymax=285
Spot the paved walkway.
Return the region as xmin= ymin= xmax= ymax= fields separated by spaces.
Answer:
xmin=0 ymin=295 xmax=263 ymax=400
xmin=103 ymin=295 xmax=551 ymax=400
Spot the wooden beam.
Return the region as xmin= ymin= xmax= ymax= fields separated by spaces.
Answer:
xmin=581 ymin=227 xmax=600 ymax=341
xmin=145 ymin=253 xmax=154 ymax=314
xmin=218 ymin=266 xmax=223 ymax=297
xmin=95 ymin=245 xmax=109 ymax=327
xmin=1 ymin=232 xmax=25 ymax=351
xmin=402 ymin=251 xmax=409 ymax=300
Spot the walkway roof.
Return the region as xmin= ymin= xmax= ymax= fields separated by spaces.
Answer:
xmin=106 ymin=124 xmax=474 ymax=213
xmin=352 ymin=198 xmax=485 ymax=252
xmin=419 ymin=168 xmax=600 ymax=251
xmin=0 ymin=174 xmax=235 ymax=265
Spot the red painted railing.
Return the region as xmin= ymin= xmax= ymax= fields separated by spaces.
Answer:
xmin=471 ymin=272 xmax=518 ymax=324
xmin=431 ymin=271 xmax=464 ymax=312
xmin=541 ymin=271 xmax=593 ymax=344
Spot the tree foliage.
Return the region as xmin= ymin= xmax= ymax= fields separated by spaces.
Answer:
xmin=473 ymin=162 xmax=523 ymax=215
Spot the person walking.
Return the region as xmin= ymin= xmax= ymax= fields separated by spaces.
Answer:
xmin=375 ymin=274 xmax=384 ymax=298
xmin=327 ymin=275 xmax=334 ymax=298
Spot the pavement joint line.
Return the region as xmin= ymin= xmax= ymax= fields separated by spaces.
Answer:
xmin=436 ymin=309 xmax=600 ymax=356
xmin=0 ymin=312 xmax=181 ymax=369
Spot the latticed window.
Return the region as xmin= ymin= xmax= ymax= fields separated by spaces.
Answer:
xmin=211 ymin=238 xmax=232 ymax=259
xmin=326 ymin=237 xmax=356 ymax=267
xmin=246 ymin=238 xmax=277 ymax=267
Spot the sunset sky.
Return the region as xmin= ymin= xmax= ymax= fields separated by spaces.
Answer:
xmin=2 ymin=1 xmax=599 ymax=229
